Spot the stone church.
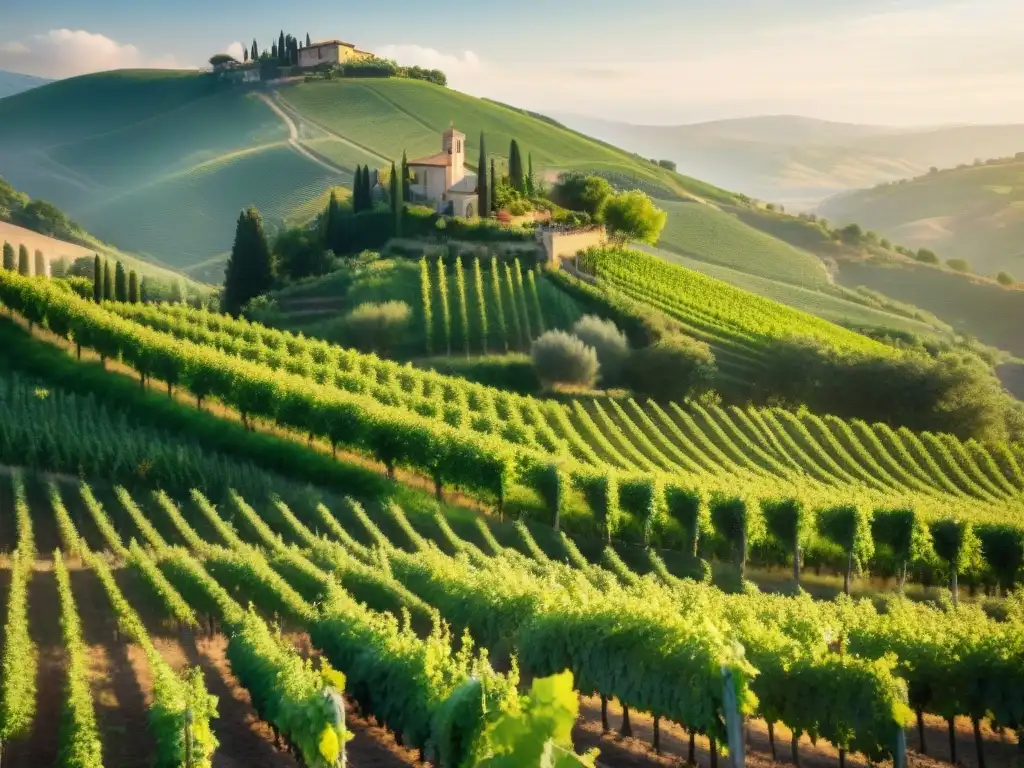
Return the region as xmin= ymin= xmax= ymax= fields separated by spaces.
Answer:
xmin=407 ymin=124 xmax=479 ymax=218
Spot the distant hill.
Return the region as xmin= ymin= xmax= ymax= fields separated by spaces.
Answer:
xmin=556 ymin=114 xmax=1024 ymax=210
xmin=0 ymin=70 xmax=52 ymax=99
xmin=818 ymin=156 xmax=1024 ymax=276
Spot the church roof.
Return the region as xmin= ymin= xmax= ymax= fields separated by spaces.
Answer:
xmin=407 ymin=152 xmax=452 ymax=167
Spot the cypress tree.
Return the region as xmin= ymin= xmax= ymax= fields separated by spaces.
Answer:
xmin=509 ymin=139 xmax=525 ymax=194
xmin=306 ymin=33 xmax=311 ymax=47
xmin=34 ymin=250 xmax=45 ymax=277
xmin=527 ymin=153 xmax=535 ymax=195
xmin=352 ymin=166 xmax=363 ymax=212
xmin=114 ymin=261 xmax=128 ymax=301
xmin=322 ymin=190 xmax=339 ymax=250
xmin=140 ymin=276 xmax=150 ymax=303
xmin=128 ymin=270 xmax=139 ymax=303
xmin=389 ymin=161 xmax=403 ymax=237
xmin=18 ymin=245 xmax=30 ymax=276
xmin=93 ymin=254 xmax=102 ymax=302
xmin=490 ymin=159 xmax=497 ymax=213
xmin=278 ymin=31 xmax=286 ymax=63
xmin=223 ymin=207 xmax=275 ymax=316
xmin=271 ymin=43 xmax=278 ymax=61
xmin=363 ymin=166 xmax=373 ymax=210
xmin=401 ymin=150 xmax=411 ymax=200
xmin=251 ymin=39 xmax=258 ymax=60
xmin=1 ymin=242 xmax=13 ymax=271
xmin=477 ymin=132 xmax=489 ymax=216
xmin=102 ymin=259 xmax=114 ymax=300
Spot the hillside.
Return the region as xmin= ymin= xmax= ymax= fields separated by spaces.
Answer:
xmin=558 ymin=113 xmax=1024 ymax=210
xmin=0 ymin=69 xmax=51 ymax=99
xmin=818 ymin=157 xmax=1024 ymax=276
xmin=0 ymin=71 xmax=738 ymax=281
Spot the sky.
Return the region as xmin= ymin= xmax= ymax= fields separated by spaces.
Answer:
xmin=1 ymin=0 xmax=1022 ymax=126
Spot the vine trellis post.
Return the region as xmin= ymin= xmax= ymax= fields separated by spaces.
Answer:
xmin=721 ymin=666 xmax=745 ymax=768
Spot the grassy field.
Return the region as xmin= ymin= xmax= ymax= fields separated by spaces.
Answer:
xmin=276 ymin=78 xmax=736 ymax=203
xmin=654 ymin=199 xmax=831 ymax=288
xmin=818 ymin=157 xmax=1024 ymax=275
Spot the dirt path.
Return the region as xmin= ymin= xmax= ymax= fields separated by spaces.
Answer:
xmin=5 ymin=562 xmax=65 ymax=766
xmin=265 ymin=88 xmax=392 ymax=165
xmin=254 ymin=92 xmax=351 ymax=176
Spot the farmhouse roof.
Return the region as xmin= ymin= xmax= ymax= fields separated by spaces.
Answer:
xmin=407 ymin=152 xmax=452 ymax=167
xmin=300 ymin=39 xmax=357 ymax=50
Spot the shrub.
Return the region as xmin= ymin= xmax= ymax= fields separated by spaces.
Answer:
xmin=914 ymin=248 xmax=939 ymax=265
xmin=549 ymin=172 xmax=613 ymax=218
xmin=623 ymin=336 xmax=716 ymax=402
xmin=996 ymin=271 xmax=1016 ymax=286
xmin=946 ymin=258 xmax=971 ymax=273
xmin=571 ymin=315 xmax=629 ymax=386
xmin=531 ymin=330 xmax=599 ymax=388
xmin=602 ymin=191 xmax=667 ymax=245
xmin=341 ymin=301 xmax=412 ymax=356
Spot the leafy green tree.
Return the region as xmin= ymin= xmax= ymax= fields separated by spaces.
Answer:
xmin=572 ymin=315 xmax=628 ymax=386
xmin=274 ymin=227 xmax=332 ymax=281
xmin=602 ymin=191 xmax=667 ymax=245
xmin=17 ymin=245 xmax=29 ymax=276
xmin=128 ymin=270 xmax=139 ymax=303
xmin=931 ymin=519 xmax=981 ymax=606
xmin=477 ymin=133 xmax=489 ymax=216
xmin=914 ymin=248 xmax=939 ymax=265
xmin=114 ymin=261 xmax=127 ymax=301
xmin=508 ymin=139 xmax=525 ymax=193
xmin=622 ymin=336 xmax=716 ymax=402
xmin=389 ymin=161 xmax=403 ymax=237
xmin=817 ymin=504 xmax=874 ymax=594
xmin=102 ymin=259 xmax=113 ymax=300
xmin=550 ymin=172 xmax=613 ymax=218
xmin=223 ymin=207 xmax=275 ymax=316
xmin=34 ymin=250 xmax=45 ymax=277
xmin=946 ymin=258 xmax=971 ymax=273
xmin=92 ymin=255 xmax=102 ymax=302
xmin=763 ymin=498 xmax=813 ymax=584
xmin=1 ymin=242 xmax=13 ymax=271
xmin=996 ymin=271 xmax=1015 ymax=286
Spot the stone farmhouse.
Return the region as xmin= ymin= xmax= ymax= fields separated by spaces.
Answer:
xmin=407 ymin=124 xmax=479 ymax=218
xmin=298 ymin=40 xmax=373 ymax=69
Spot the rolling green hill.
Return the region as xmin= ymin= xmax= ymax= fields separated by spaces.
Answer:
xmin=0 ymin=71 xmax=742 ymax=281
xmin=818 ymin=158 xmax=1024 ymax=276
xmin=0 ymin=70 xmax=52 ymax=99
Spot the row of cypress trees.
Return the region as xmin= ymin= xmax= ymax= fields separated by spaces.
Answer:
xmin=91 ymin=254 xmax=140 ymax=304
xmin=2 ymin=242 xmax=47 ymax=277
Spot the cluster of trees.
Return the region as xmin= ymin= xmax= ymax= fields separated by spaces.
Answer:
xmin=755 ymin=336 xmax=1024 ymax=443
xmin=477 ymin=134 xmax=540 ymax=217
xmin=1 ymin=176 xmax=82 ymax=243
xmin=238 ymin=30 xmax=306 ymax=66
xmin=307 ymin=57 xmax=448 ymax=86
xmin=350 ymin=166 xmax=377 ymax=213
xmin=549 ymin=172 xmax=667 ymax=244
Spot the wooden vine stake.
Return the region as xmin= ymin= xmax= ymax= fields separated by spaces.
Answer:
xmin=721 ymin=666 xmax=745 ymax=768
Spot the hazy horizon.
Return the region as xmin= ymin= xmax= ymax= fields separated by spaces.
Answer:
xmin=2 ymin=0 xmax=1022 ymax=126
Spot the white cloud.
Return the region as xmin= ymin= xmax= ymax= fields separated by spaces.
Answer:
xmin=0 ymin=29 xmax=180 ymax=79
xmin=225 ymin=41 xmax=246 ymax=62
